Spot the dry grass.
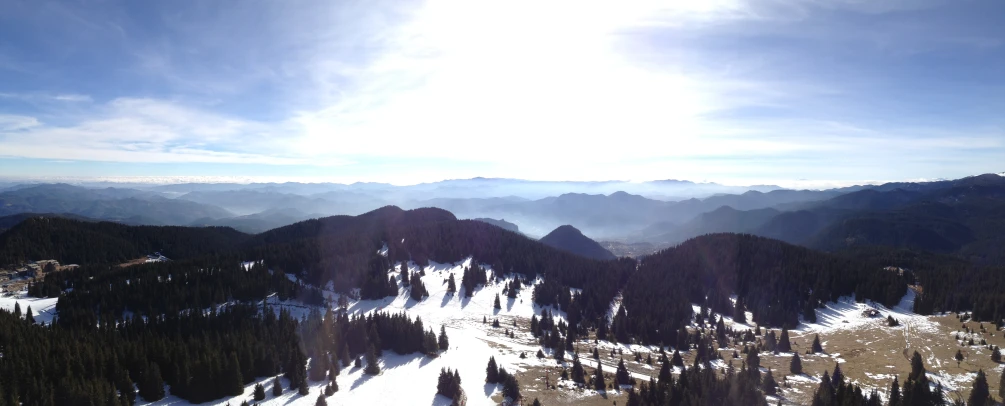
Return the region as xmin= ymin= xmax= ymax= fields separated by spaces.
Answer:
xmin=483 ymin=307 xmax=1005 ymax=405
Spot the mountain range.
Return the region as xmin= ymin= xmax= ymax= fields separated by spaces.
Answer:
xmin=2 ymin=174 xmax=1004 ymax=264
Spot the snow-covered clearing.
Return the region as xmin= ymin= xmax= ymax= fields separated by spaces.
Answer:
xmin=0 ymin=291 xmax=58 ymax=324
xmin=141 ymin=257 xmax=568 ymax=406
xmin=795 ymin=289 xmax=938 ymax=336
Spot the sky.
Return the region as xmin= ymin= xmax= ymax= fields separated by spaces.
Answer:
xmin=0 ymin=0 xmax=1002 ymax=187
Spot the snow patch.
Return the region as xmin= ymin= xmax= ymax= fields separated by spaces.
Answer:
xmin=0 ymin=292 xmax=58 ymax=325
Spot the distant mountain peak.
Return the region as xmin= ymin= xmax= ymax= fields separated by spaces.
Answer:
xmin=540 ymin=225 xmax=616 ymax=260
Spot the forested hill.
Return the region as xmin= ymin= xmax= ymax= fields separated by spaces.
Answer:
xmin=0 ymin=217 xmax=250 ymax=265
xmin=0 ymin=212 xmax=94 ymax=234
xmin=616 ymin=233 xmax=908 ymax=345
xmin=242 ymin=206 xmax=634 ymax=323
xmin=539 ymin=225 xmax=616 ymax=260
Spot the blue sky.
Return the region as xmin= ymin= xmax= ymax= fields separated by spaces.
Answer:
xmin=0 ymin=0 xmax=1002 ymax=187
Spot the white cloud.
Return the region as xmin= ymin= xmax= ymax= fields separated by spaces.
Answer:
xmin=0 ymin=0 xmax=1000 ymax=184
xmin=52 ymin=94 xmax=92 ymax=102
xmin=0 ymin=115 xmax=41 ymax=131
xmin=0 ymin=98 xmax=349 ymax=165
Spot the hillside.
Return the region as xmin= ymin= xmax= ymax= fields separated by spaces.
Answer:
xmin=472 ymin=218 xmax=520 ymax=233
xmin=618 ymin=233 xmax=908 ymax=342
xmin=639 ymin=205 xmax=780 ymax=244
xmin=0 ymin=217 xmax=250 ymax=265
xmin=0 ymin=212 xmax=94 ymax=234
xmin=539 ymin=225 xmax=616 ymax=260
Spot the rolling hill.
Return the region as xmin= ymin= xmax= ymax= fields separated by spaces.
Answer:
xmin=539 ymin=225 xmax=616 ymax=260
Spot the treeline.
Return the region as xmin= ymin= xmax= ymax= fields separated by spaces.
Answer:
xmin=0 ymin=217 xmax=249 ymax=265
xmin=29 ymin=259 xmax=306 ymax=328
xmin=0 ymin=303 xmax=304 ymax=406
xmin=838 ymin=246 xmax=1005 ymax=321
xmin=618 ymin=234 xmax=908 ymax=345
xmin=298 ymin=306 xmax=450 ymax=363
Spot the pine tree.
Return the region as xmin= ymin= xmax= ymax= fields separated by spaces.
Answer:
xmin=955 ymin=349 xmax=964 ymax=367
xmin=329 ymin=360 xmax=340 ymax=379
xmin=811 ymin=334 xmax=823 ymax=353
xmin=813 ymin=371 xmax=834 ymax=405
xmin=424 ymin=329 xmax=439 ymax=355
xmin=439 ymin=325 xmax=450 ymax=351
xmin=254 ymin=383 xmax=266 ymax=401
xmin=315 ymin=393 xmax=327 ymax=406
xmin=831 ymin=363 xmax=844 ymax=387
xmin=447 ymin=273 xmax=457 ymax=293
xmin=734 ymin=296 xmax=747 ymax=324
xmin=671 ymin=349 xmax=684 ymax=367
xmin=273 ymin=376 xmax=283 ymax=397
xmin=410 ymin=272 xmax=427 ymax=300
xmin=298 ymin=377 xmax=309 ymax=396
xmin=138 ymin=363 xmax=165 ymax=401
xmin=309 ymin=354 xmax=328 ymax=381
xmin=992 ymin=346 xmax=1002 ymax=363
xmin=501 ymin=369 xmax=521 ymax=401
xmin=364 ymin=345 xmax=380 ymax=375
xmin=531 ymin=398 xmax=542 ymax=406
xmin=571 ymin=355 xmax=586 ymax=385
xmin=616 ymin=358 xmax=632 ymax=386
xmin=24 ymin=306 xmax=34 ymax=324
xmin=593 ymin=362 xmax=606 ymax=391
xmin=765 ymin=330 xmax=777 ymax=352
xmin=778 ymin=327 xmax=791 ymax=352
xmin=909 ymin=351 xmax=925 ymax=381
xmin=13 ymin=302 xmax=20 ymax=319
xmin=118 ymin=370 xmax=136 ymax=405
xmin=226 ymin=352 xmax=245 ymax=396
xmin=999 ymin=370 xmax=1005 ymax=401
xmin=658 ymin=353 xmax=672 ymax=385
xmin=762 ymin=368 xmax=777 ymax=395
xmin=889 ymin=376 xmax=901 ymax=406
xmin=790 ymin=353 xmax=802 ymax=375
xmin=486 ymin=356 xmax=500 ymax=384
xmin=494 ymin=294 xmax=501 ymax=310
xmin=968 ymin=369 xmax=990 ymax=406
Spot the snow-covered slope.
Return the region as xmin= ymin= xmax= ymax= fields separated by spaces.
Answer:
xmin=0 ymin=291 xmax=58 ymax=325
xmin=140 ymin=257 xmax=564 ymax=406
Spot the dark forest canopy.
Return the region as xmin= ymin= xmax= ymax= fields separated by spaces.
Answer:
xmin=619 ymin=233 xmax=908 ymax=345
xmin=0 ymin=217 xmax=250 ymax=265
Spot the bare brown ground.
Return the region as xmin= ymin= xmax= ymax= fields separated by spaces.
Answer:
xmin=485 ymin=310 xmax=1005 ymax=406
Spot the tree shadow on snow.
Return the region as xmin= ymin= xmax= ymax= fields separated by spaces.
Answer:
xmin=429 ymin=394 xmax=454 ymax=406
xmin=349 ymin=372 xmax=377 ymax=391
xmin=440 ymin=291 xmax=454 ymax=307
xmin=483 ymin=383 xmax=498 ymax=397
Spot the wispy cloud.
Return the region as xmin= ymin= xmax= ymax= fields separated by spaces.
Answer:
xmin=0 ymin=115 xmax=41 ymax=131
